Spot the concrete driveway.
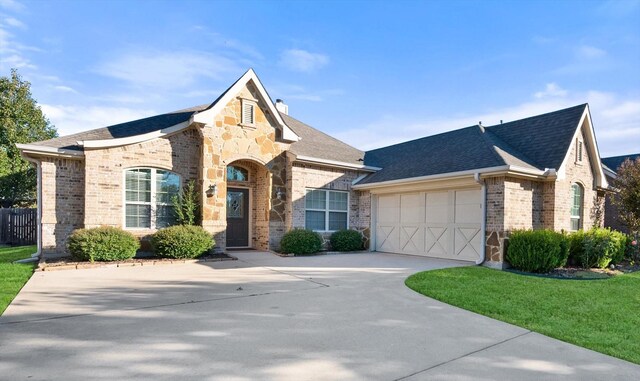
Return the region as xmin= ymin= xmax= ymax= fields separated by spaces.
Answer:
xmin=0 ymin=251 xmax=638 ymax=381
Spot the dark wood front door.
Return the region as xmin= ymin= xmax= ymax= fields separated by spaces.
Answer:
xmin=226 ymin=188 xmax=249 ymax=247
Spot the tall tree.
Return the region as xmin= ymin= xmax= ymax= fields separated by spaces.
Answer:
xmin=0 ymin=69 xmax=58 ymax=207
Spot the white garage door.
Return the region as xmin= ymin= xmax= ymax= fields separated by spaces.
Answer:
xmin=375 ymin=189 xmax=483 ymax=262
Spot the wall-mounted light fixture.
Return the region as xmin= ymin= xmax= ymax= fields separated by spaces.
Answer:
xmin=276 ymin=187 xmax=285 ymax=200
xmin=206 ymin=184 xmax=217 ymax=198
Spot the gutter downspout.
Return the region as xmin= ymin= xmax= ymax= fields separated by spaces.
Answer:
xmin=18 ymin=153 xmax=42 ymax=261
xmin=474 ymin=173 xmax=486 ymax=265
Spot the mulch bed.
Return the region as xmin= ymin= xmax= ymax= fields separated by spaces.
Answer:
xmin=509 ymin=260 xmax=640 ymax=280
xmin=38 ymin=252 xmax=236 ymax=271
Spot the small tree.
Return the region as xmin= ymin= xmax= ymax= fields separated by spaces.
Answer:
xmin=0 ymin=69 xmax=57 ymax=207
xmin=611 ymin=157 xmax=640 ymax=259
xmin=172 ymin=180 xmax=199 ymax=225
xmin=590 ymin=194 xmax=605 ymax=228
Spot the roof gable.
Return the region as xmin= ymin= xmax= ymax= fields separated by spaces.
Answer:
xmin=486 ymin=104 xmax=587 ymax=170
xmin=359 ymin=104 xmax=594 ymax=186
xmin=192 ymin=69 xmax=299 ymax=142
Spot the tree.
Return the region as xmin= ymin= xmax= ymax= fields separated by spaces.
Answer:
xmin=611 ymin=157 xmax=640 ymax=233
xmin=611 ymin=157 xmax=640 ymax=259
xmin=0 ymin=69 xmax=57 ymax=207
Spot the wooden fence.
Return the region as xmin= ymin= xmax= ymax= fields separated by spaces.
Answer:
xmin=0 ymin=208 xmax=37 ymax=246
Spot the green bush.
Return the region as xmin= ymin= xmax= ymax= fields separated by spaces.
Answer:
xmin=67 ymin=226 xmax=140 ymax=262
xmin=330 ymin=229 xmax=364 ymax=251
xmin=506 ymin=229 xmax=568 ymax=273
xmin=578 ymin=228 xmax=627 ymax=269
xmin=152 ymin=225 xmax=214 ymax=259
xmin=280 ymin=229 xmax=322 ymax=255
xmin=567 ymin=230 xmax=586 ymax=266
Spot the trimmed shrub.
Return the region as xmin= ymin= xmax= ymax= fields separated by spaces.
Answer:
xmin=330 ymin=229 xmax=364 ymax=251
xmin=152 ymin=225 xmax=214 ymax=259
xmin=506 ymin=229 xmax=568 ymax=273
xmin=579 ymin=228 xmax=627 ymax=269
xmin=280 ymin=229 xmax=322 ymax=255
xmin=567 ymin=230 xmax=586 ymax=266
xmin=67 ymin=226 xmax=140 ymax=262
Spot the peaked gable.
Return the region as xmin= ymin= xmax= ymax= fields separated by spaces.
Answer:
xmin=192 ymin=69 xmax=299 ymax=142
xmin=359 ymin=104 xmax=601 ymax=186
xmin=486 ymin=104 xmax=587 ymax=170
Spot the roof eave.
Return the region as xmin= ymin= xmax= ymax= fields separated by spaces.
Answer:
xmin=78 ymin=120 xmax=191 ymax=149
xmin=16 ymin=143 xmax=85 ymax=158
xmin=353 ymin=165 xmax=551 ymax=190
xmin=293 ymin=154 xmax=380 ymax=172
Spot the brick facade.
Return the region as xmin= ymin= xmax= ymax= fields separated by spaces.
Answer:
xmin=36 ymin=82 xmax=371 ymax=257
xmin=484 ymin=125 xmax=604 ymax=266
xmin=288 ymin=162 xmax=371 ymax=249
xmin=40 ymin=158 xmax=85 ymax=256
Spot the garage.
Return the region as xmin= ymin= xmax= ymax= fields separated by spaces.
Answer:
xmin=375 ymin=188 xmax=483 ymax=262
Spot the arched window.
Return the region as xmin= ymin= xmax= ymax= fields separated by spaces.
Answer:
xmin=570 ymin=183 xmax=583 ymax=231
xmin=227 ymin=165 xmax=248 ymax=182
xmin=125 ymin=168 xmax=180 ymax=229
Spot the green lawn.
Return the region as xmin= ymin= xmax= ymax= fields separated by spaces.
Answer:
xmin=406 ymin=267 xmax=640 ymax=365
xmin=0 ymin=245 xmax=37 ymax=315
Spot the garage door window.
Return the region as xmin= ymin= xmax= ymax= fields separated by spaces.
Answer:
xmin=305 ymin=189 xmax=348 ymax=231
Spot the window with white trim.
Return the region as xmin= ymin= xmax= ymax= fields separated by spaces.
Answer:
xmin=125 ymin=168 xmax=180 ymax=229
xmin=570 ymin=183 xmax=583 ymax=231
xmin=241 ymin=100 xmax=255 ymax=126
xmin=305 ymin=189 xmax=348 ymax=231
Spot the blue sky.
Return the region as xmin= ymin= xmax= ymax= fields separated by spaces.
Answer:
xmin=1 ymin=0 xmax=639 ymax=157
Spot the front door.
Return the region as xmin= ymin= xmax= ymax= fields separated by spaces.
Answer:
xmin=226 ymin=188 xmax=249 ymax=247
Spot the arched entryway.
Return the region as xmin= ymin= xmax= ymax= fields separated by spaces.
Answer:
xmin=224 ymin=159 xmax=270 ymax=250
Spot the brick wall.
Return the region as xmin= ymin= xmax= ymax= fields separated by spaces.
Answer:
xmin=83 ymin=128 xmax=201 ymax=237
xmin=553 ymin=127 xmax=601 ymax=231
xmin=484 ymin=125 xmax=604 ymax=265
xmin=40 ymin=158 xmax=85 ymax=257
xmin=289 ymin=162 xmax=371 ymax=249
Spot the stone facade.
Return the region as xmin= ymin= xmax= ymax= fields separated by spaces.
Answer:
xmin=199 ymin=83 xmax=289 ymax=252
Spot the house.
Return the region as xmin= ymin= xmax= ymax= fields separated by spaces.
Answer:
xmin=17 ymin=69 xmax=609 ymax=268
xmin=601 ymin=153 xmax=640 ymax=233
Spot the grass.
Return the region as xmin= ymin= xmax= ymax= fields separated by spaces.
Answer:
xmin=0 ymin=245 xmax=37 ymax=315
xmin=406 ymin=266 xmax=640 ymax=364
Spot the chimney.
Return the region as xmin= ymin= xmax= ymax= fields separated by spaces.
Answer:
xmin=275 ymin=99 xmax=288 ymax=115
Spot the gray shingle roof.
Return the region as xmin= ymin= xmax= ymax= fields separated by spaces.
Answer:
xmin=28 ymin=103 xmax=366 ymax=166
xmin=283 ymin=113 xmax=365 ymax=165
xmin=31 ymin=104 xmax=211 ymax=151
xmin=359 ymin=104 xmax=588 ymax=185
xmin=601 ymin=154 xmax=640 ymax=172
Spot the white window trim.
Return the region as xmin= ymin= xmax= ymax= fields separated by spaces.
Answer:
xmin=123 ymin=167 xmax=181 ymax=230
xmin=304 ymin=188 xmax=349 ymax=232
xmin=570 ymin=183 xmax=583 ymax=231
xmin=240 ymin=99 xmax=257 ymax=128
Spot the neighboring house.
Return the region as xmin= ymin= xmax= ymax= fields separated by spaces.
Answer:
xmin=601 ymin=153 xmax=640 ymax=233
xmin=17 ymin=69 xmax=608 ymax=268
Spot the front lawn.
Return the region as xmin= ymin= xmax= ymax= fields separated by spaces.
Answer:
xmin=406 ymin=267 xmax=640 ymax=364
xmin=0 ymin=245 xmax=37 ymax=315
